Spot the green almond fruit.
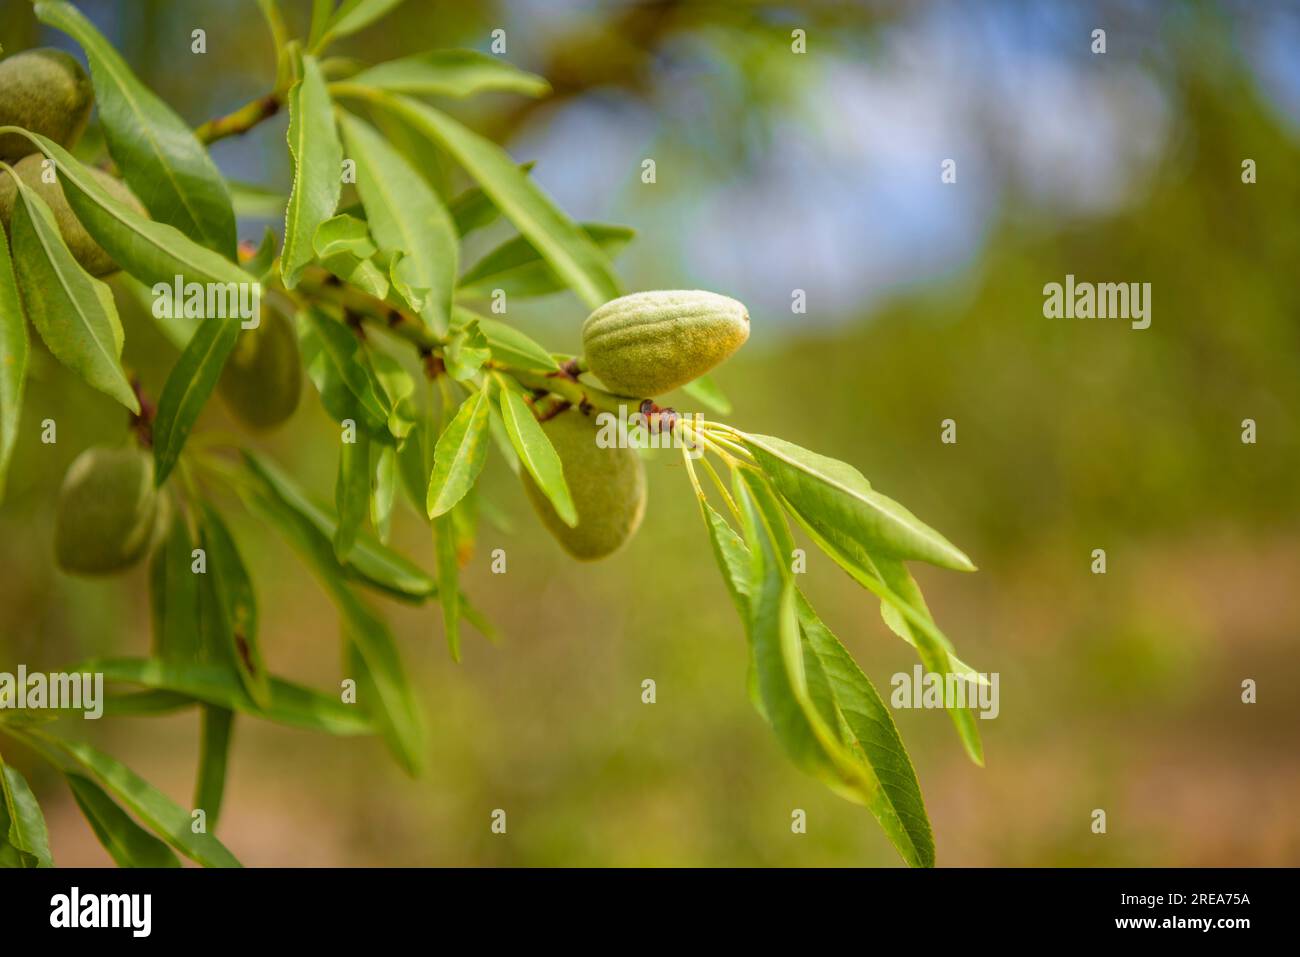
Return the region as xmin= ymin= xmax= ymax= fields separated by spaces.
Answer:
xmin=218 ymin=308 xmax=302 ymax=431
xmin=0 ymin=153 xmax=147 ymax=276
xmin=55 ymin=445 xmax=159 ymax=576
xmin=0 ymin=49 xmax=94 ymax=162
xmin=582 ymin=289 xmax=750 ymax=398
xmin=521 ymin=409 xmax=646 ymax=561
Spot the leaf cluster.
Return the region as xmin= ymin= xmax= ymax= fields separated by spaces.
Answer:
xmin=0 ymin=0 xmax=983 ymax=868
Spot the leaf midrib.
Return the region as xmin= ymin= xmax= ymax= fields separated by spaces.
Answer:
xmin=156 ymin=325 xmax=227 ymax=463
xmin=391 ymin=98 xmax=610 ymax=309
xmin=746 ymin=433 xmax=965 ymax=565
xmin=431 ymin=393 xmax=486 ymax=513
xmin=19 ymin=191 xmax=123 ymax=391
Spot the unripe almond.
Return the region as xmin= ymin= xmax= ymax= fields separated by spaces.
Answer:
xmin=218 ymin=308 xmax=302 ymax=430
xmin=582 ymin=289 xmax=749 ymax=397
xmin=0 ymin=49 xmax=94 ymax=162
xmin=55 ymin=445 xmax=159 ymax=576
xmin=521 ymin=409 xmax=646 ymax=560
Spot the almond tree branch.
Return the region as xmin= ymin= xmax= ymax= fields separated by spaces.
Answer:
xmin=194 ymin=93 xmax=284 ymax=145
xmin=292 ymin=268 xmax=639 ymax=418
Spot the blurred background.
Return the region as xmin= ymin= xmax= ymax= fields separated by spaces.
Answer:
xmin=1 ymin=0 xmax=1298 ymax=866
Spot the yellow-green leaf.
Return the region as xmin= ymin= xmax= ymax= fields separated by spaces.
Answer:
xmin=360 ymin=94 xmax=621 ymax=309
xmin=498 ymin=387 xmax=576 ymax=527
xmin=426 ymin=388 xmax=490 ymax=518
xmin=6 ymin=173 xmax=137 ymax=413
xmin=338 ymin=111 xmax=456 ymax=336
xmin=351 ymin=49 xmax=549 ymax=98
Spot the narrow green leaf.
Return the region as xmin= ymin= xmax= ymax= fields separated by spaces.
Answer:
xmin=237 ymin=488 xmax=424 ymax=773
xmin=451 ymin=484 xmax=478 ymax=564
xmin=369 ymin=95 xmax=621 ymax=309
xmin=499 ymin=387 xmax=576 ymax=526
xmin=396 ymin=417 xmax=432 ymax=517
xmin=300 ymin=306 xmax=391 ymax=430
xmin=102 ymin=690 xmax=194 ymax=717
xmin=335 ymin=428 xmax=370 ymax=561
xmin=76 ymin=657 xmax=375 ymax=736
xmin=369 ymin=350 xmax=415 ymax=406
xmin=735 ymin=471 xmax=826 ymax=774
xmin=784 ymin=506 xmax=984 ymax=765
xmin=785 ymin=503 xmax=956 ymax=657
xmin=433 ymin=511 xmax=460 ymax=662
xmin=796 ymin=593 xmax=935 ymax=867
xmin=299 ymin=318 xmax=375 ymax=431
xmin=307 ymin=0 xmax=333 ymax=49
xmin=369 ymin=350 xmax=416 ymax=441
xmin=17 ymin=729 xmax=241 ymax=867
xmin=385 ymin=249 xmax=429 ymax=316
xmin=242 ymin=448 xmax=435 ymax=601
xmin=873 ymin=555 xmax=984 ymax=766
xmin=153 ymin=315 xmax=241 ymax=484
xmin=487 ymin=400 xmax=520 ymax=475
xmin=11 ymin=132 xmax=252 ymax=290
xmin=458 ymin=223 xmax=634 ymax=299
xmin=351 ymin=49 xmax=550 ymax=98
xmin=149 ymin=503 xmax=202 ymax=664
xmin=451 ymin=306 xmax=558 ymax=372
xmin=66 ymin=773 xmax=181 ymax=868
xmin=0 ymin=758 xmax=52 ymax=867
xmin=0 ymin=225 xmax=28 ymax=501
xmin=734 ymin=469 xmax=935 ymax=865
xmin=313 ymin=214 xmax=389 ymax=299
xmin=6 ymin=172 xmax=137 ymax=412
xmin=426 ymin=388 xmax=490 ymax=517
xmin=369 ymin=444 xmax=395 ymax=544
xmin=698 ymin=495 xmax=764 ymax=719
xmin=321 ymin=0 xmax=406 ymax=44
xmin=879 ymin=563 xmax=989 ymax=685
xmin=699 ymin=498 xmax=750 ymax=620
xmin=199 ymin=504 xmax=272 ymax=709
xmin=283 ymin=52 xmax=343 ymax=288
xmin=243 ymin=226 xmax=278 ymax=281
xmin=36 ymin=0 xmax=237 ymax=256
xmin=449 ymin=161 xmax=535 ymax=237
xmin=742 ymin=432 xmax=975 ymax=571
xmin=338 ymin=111 xmax=456 ymax=336
xmin=194 ymin=706 xmax=233 ymax=829
xmin=443 ymin=319 xmax=490 ymax=382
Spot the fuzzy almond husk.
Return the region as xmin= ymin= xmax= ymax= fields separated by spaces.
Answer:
xmin=521 ymin=409 xmax=646 ymax=561
xmin=582 ymin=289 xmax=749 ymax=397
xmin=55 ymin=445 xmax=159 ymax=576
xmin=0 ymin=49 xmax=94 ymax=162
